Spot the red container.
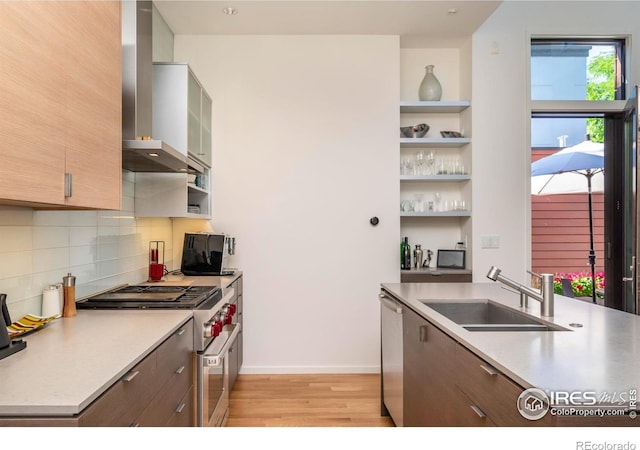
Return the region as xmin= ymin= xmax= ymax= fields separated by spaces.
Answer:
xmin=149 ymin=263 xmax=165 ymax=281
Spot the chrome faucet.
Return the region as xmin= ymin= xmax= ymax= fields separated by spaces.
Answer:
xmin=486 ymin=266 xmax=554 ymax=317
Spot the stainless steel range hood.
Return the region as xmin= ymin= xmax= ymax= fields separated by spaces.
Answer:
xmin=121 ymin=1 xmax=203 ymax=174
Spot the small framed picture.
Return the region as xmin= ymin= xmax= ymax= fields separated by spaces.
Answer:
xmin=436 ymin=249 xmax=466 ymax=269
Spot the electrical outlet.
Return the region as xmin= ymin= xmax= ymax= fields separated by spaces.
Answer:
xmin=481 ymin=235 xmax=500 ymax=249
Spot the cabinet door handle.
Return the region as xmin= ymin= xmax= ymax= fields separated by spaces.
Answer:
xmin=122 ymin=370 xmax=140 ymax=382
xmin=64 ymin=173 xmax=73 ymax=198
xmin=470 ymin=405 xmax=487 ymax=418
xmin=130 ymin=423 xmax=140 ymax=427
xmin=480 ymin=364 xmax=499 ymax=376
xmin=175 ymin=403 xmax=186 ymax=414
xmin=177 ymin=328 xmax=186 ymax=336
xmin=175 ymin=365 xmax=185 ymax=374
xmin=419 ymin=325 xmax=428 ymax=342
xmin=379 ymin=295 xmax=403 ymax=314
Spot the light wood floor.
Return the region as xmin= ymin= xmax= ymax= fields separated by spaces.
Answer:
xmin=227 ymin=373 xmax=395 ymax=427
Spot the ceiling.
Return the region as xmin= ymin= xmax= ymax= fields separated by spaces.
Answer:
xmin=153 ymin=0 xmax=502 ymax=47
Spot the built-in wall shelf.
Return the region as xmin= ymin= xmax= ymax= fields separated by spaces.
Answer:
xmin=400 ymin=211 xmax=471 ymax=217
xmin=187 ymin=183 xmax=208 ymax=194
xmin=400 ymin=138 xmax=470 ymax=148
xmin=400 ymin=101 xmax=470 ymax=114
xmin=400 ymin=175 xmax=470 ymax=182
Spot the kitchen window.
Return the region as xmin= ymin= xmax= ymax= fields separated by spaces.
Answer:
xmin=529 ymin=37 xmax=629 ymax=311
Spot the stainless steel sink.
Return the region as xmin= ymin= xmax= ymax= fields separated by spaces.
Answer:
xmin=421 ymin=299 xmax=569 ymax=332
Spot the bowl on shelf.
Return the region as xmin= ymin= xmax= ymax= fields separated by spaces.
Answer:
xmin=400 ymin=123 xmax=429 ymax=138
xmin=440 ymin=130 xmax=463 ymax=138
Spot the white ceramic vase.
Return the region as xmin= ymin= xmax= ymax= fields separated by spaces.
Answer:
xmin=418 ymin=65 xmax=442 ymax=101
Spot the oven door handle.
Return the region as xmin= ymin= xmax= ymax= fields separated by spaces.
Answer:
xmin=203 ymin=323 xmax=241 ymax=367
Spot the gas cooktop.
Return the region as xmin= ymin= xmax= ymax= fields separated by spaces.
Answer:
xmin=77 ymin=284 xmax=221 ymax=310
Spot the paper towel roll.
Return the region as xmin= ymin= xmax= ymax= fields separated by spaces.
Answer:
xmin=42 ymin=285 xmax=61 ymax=317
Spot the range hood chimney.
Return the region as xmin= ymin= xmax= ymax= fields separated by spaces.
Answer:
xmin=121 ymin=0 xmax=203 ymax=174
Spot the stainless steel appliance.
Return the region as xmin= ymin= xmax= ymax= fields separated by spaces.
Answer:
xmin=181 ymin=233 xmax=236 ymax=276
xmin=121 ymin=1 xmax=204 ymax=174
xmin=77 ymin=283 xmax=240 ymax=427
xmin=380 ymin=291 xmax=403 ymax=426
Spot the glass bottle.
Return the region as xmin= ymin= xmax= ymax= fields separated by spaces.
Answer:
xmin=402 ymin=237 xmax=411 ymax=270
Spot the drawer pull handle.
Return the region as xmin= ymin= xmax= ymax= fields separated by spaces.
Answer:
xmin=419 ymin=326 xmax=428 ymax=342
xmin=122 ymin=370 xmax=140 ymax=382
xmin=177 ymin=328 xmax=186 ymax=336
xmin=470 ymin=405 xmax=487 ymax=418
xmin=175 ymin=365 xmax=185 ymax=374
xmin=176 ymin=403 xmax=186 ymax=414
xmin=480 ymin=364 xmax=499 ymax=376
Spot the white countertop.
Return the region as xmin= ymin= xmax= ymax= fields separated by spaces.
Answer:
xmin=381 ymin=282 xmax=640 ymax=394
xmin=0 ymin=310 xmax=193 ymax=416
xmin=0 ymin=272 xmax=242 ymax=417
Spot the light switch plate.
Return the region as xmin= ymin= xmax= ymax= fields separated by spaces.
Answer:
xmin=481 ymin=235 xmax=500 ymax=249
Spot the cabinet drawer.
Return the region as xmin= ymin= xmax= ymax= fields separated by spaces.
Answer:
xmin=80 ymin=350 xmax=159 ymax=426
xmin=453 ymin=387 xmax=496 ymax=427
xmin=135 ymin=366 xmax=193 ymax=427
xmin=455 ymin=344 xmax=552 ymax=426
xmin=157 ymin=320 xmax=194 ymax=388
xmin=165 ymin=385 xmax=195 ymax=427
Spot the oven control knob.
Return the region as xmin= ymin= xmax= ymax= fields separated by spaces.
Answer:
xmin=203 ymin=321 xmax=214 ymax=338
xmin=228 ymin=304 xmax=237 ymax=315
xmin=213 ymin=320 xmax=223 ymax=337
xmin=224 ymin=313 xmax=232 ymax=325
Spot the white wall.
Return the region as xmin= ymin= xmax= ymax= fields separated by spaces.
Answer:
xmin=174 ymin=35 xmax=400 ymax=372
xmin=472 ymin=0 xmax=640 ymax=281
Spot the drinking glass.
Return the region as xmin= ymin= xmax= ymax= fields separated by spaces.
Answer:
xmin=434 ymin=192 xmax=442 ymax=212
xmin=415 ymin=151 xmax=425 ymax=175
xmin=400 ymin=158 xmax=411 ymax=175
xmin=426 ymin=151 xmax=436 ymax=175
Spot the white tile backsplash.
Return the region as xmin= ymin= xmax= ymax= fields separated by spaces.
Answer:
xmin=69 ymin=245 xmax=97 ymax=267
xmin=0 ymin=207 xmax=33 ymax=226
xmin=0 ymin=226 xmax=32 ymax=252
xmin=33 ymin=248 xmax=70 ymax=273
xmin=69 ymin=226 xmax=99 ymax=247
xmin=68 ymin=211 xmax=98 ymax=227
xmin=0 ymin=251 xmax=33 ymax=279
xmin=0 ymin=171 xmax=178 ymax=319
xmin=33 ymin=226 xmax=70 ymax=249
xmin=33 ymin=211 xmax=70 ymax=227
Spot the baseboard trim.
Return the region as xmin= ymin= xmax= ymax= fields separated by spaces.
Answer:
xmin=238 ymin=365 xmax=380 ymax=375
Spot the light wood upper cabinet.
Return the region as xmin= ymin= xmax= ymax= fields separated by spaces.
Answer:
xmin=0 ymin=1 xmax=122 ymax=210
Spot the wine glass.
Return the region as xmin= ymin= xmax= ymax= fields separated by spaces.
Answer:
xmin=400 ymin=158 xmax=411 ymax=175
xmin=426 ymin=151 xmax=436 ymax=175
xmin=434 ymin=192 xmax=442 ymax=212
xmin=415 ymin=151 xmax=425 ymax=175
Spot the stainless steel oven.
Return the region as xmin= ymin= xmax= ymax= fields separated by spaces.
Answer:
xmin=197 ymin=320 xmax=240 ymax=427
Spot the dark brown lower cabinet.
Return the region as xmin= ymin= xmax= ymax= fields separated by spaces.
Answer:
xmin=453 ymin=387 xmax=496 ymax=427
xmin=397 ymin=307 xmax=638 ymax=427
xmin=0 ymin=319 xmax=195 ymax=427
xmin=403 ymin=307 xmax=456 ymax=426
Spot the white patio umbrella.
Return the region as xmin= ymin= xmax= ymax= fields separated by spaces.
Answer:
xmin=531 ymin=139 xmax=604 ymax=304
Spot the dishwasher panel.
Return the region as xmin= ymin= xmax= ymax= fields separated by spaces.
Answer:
xmin=380 ymin=293 xmax=403 ymax=426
